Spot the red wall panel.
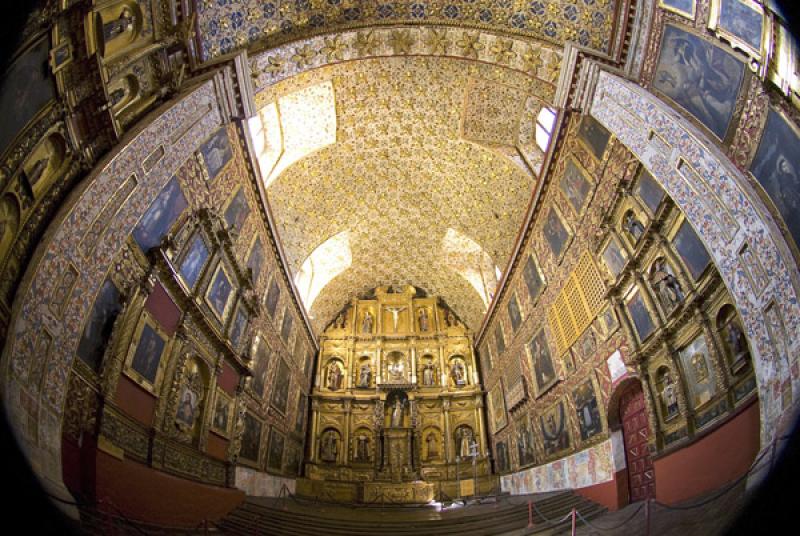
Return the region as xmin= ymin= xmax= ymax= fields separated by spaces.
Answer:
xmin=206 ymin=433 xmax=229 ymax=461
xmin=145 ymin=283 xmax=181 ymax=336
xmin=114 ymin=376 xmax=156 ymax=427
xmin=218 ymin=360 xmax=239 ymax=395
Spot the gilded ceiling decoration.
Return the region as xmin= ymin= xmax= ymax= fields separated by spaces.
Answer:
xmin=257 ymin=56 xmax=543 ymax=334
xmin=196 ymin=0 xmax=618 ymax=62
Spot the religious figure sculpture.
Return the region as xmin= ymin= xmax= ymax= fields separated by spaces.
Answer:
xmin=362 ymin=310 xmax=373 ymax=333
xmin=25 ymin=156 xmax=50 ymax=188
xmin=418 ymin=308 xmax=429 ymax=331
xmin=425 ymin=433 xmax=439 ymax=459
xmin=391 ymin=398 xmax=404 ymax=427
xmin=725 ymin=320 xmax=750 ymax=366
xmin=422 ymin=363 xmax=435 ymax=386
xmin=103 ymin=8 xmax=135 ymax=44
xmin=358 ymin=363 xmax=371 ymax=388
xmin=661 ymin=372 xmax=679 ymax=418
xmin=623 ymin=211 xmax=646 ymax=242
xmin=458 ymin=428 xmax=473 ymax=458
xmin=445 ymin=309 xmax=457 ymax=327
xmin=451 ymin=361 xmax=466 ymax=386
xmin=356 ymin=435 xmax=369 ymax=461
xmin=327 ymin=362 xmax=342 ymax=390
xmin=320 ymin=431 xmax=338 ymax=462
xmin=335 ymin=312 xmax=345 ymax=329
xmin=650 ymin=258 xmax=684 ymax=311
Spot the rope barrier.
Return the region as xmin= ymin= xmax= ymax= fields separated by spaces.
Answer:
xmin=572 ymin=501 xmax=645 ymax=532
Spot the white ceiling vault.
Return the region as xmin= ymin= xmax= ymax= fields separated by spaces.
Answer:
xmin=250 ymin=54 xmax=555 ymax=335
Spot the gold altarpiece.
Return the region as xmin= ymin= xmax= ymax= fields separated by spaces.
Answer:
xmin=299 ymin=286 xmax=494 ymax=503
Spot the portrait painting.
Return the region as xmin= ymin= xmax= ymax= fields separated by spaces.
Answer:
xmin=127 ymin=316 xmax=168 ymax=389
xmin=523 ymin=254 xmax=545 ymax=302
xmin=223 ymin=188 xmax=250 ymax=232
xmin=715 ymin=0 xmax=765 ymax=54
xmin=496 ymin=441 xmax=509 ymax=472
xmin=560 ymin=159 xmax=593 ymax=215
xmin=294 ymin=393 xmax=306 ymax=435
xmin=573 ymin=379 xmax=603 ymax=441
xmin=495 ymin=324 xmax=506 ymax=355
xmin=515 ymin=414 xmax=536 ymax=467
xmin=176 ymin=384 xmax=200 ymax=428
xmin=270 ymin=358 xmax=291 ymax=415
xmin=507 ymin=293 xmax=522 ymax=332
xmin=626 ymin=288 xmax=656 ymax=342
xmin=540 ymin=400 xmax=571 ymax=457
xmin=0 ymin=36 xmax=56 ymax=157
xmin=577 ymin=116 xmax=611 ymax=160
xmin=489 ymin=382 xmax=508 ymax=432
xmin=658 ymin=0 xmax=696 ymax=18
xmin=77 ymin=277 xmax=122 ymax=372
xmin=602 ymin=236 xmax=628 ymax=278
xmin=251 ymin=336 xmax=270 ymax=398
xmin=178 ymin=233 xmax=209 ymax=290
xmin=200 ymin=127 xmax=233 ymax=181
xmin=635 ymin=169 xmax=666 ymax=215
xmin=653 ymin=25 xmax=745 ymax=139
xmin=595 ymin=305 xmax=619 ymax=340
xmin=267 ymin=429 xmax=285 ymax=473
xmin=543 ymin=207 xmax=571 ymax=260
xmin=246 ymin=237 xmax=265 ymax=285
xmin=265 ymin=278 xmax=281 ymax=317
xmin=229 ymin=304 xmax=249 ymax=350
xmin=205 ymin=263 xmax=234 ymax=321
xmin=239 ymin=412 xmax=262 ymax=463
xmin=672 ymin=220 xmax=711 ymax=280
xmin=528 ymin=329 xmax=557 ymax=397
xmin=211 ymin=388 xmax=232 ymax=436
xmin=678 ymin=334 xmax=718 ymax=408
xmin=578 ymin=326 xmax=598 ymax=362
xmin=132 ymin=176 xmax=189 ymax=252
xmin=280 ymin=308 xmax=293 ymax=343
xmin=750 ymin=109 xmax=800 ymax=250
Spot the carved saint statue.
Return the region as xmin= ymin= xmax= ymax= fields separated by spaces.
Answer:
xmin=103 ymin=8 xmax=135 ymax=44
xmin=391 ymin=398 xmax=404 ymax=427
xmin=451 ymin=361 xmax=466 ymax=386
xmin=327 ymin=362 xmax=342 ymax=391
xmin=725 ymin=320 xmax=750 ymax=366
xmin=320 ymin=431 xmax=338 ymax=462
xmin=661 ymin=372 xmax=679 ymax=418
xmin=356 ymin=435 xmax=369 ymax=461
xmin=362 ymin=310 xmax=373 ymax=333
xmin=25 ymin=156 xmax=50 ymax=188
xmin=623 ymin=211 xmax=646 ymax=242
xmin=650 ymin=258 xmax=684 ymax=311
xmin=358 ymin=363 xmax=371 ymax=388
xmin=418 ymin=308 xmax=429 ymax=331
xmin=691 ymin=352 xmax=709 ymax=383
xmin=458 ymin=428 xmax=473 ymax=458
xmin=425 ymin=433 xmax=439 ymax=459
xmin=445 ymin=309 xmax=457 ymax=327
xmin=422 ymin=363 xmax=435 ymax=386
xmin=335 ymin=312 xmax=345 ymax=329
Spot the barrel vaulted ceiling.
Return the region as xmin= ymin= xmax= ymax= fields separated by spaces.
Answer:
xmin=253 ymin=51 xmax=557 ymax=334
xmin=196 ymin=0 xmax=619 ymax=62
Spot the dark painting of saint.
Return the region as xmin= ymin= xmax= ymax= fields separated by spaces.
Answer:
xmin=560 ymin=160 xmax=592 ymax=214
xmin=672 ymin=220 xmax=711 ymax=280
xmin=573 ymin=380 xmax=602 ymax=440
xmin=176 ymin=386 xmax=199 ymax=427
xmin=540 ymin=402 xmax=570 ymax=456
xmin=653 ymin=25 xmax=745 ymax=139
xmin=523 ymin=255 xmax=544 ymax=301
xmin=77 ymin=278 xmax=123 ymax=372
xmin=577 ymin=116 xmax=611 ymax=160
xmin=224 ymin=189 xmax=250 ymax=232
xmin=132 ymin=177 xmax=189 ymax=252
xmin=212 ymin=396 xmax=229 ymax=434
xmin=200 ymin=127 xmax=233 ymax=180
xmin=635 ymin=169 xmax=665 ymax=214
xmin=507 ymin=294 xmax=522 ymax=332
xmin=627 ymin=290 xmax=655 ymax=342
xmin=265 ymin=278 xmax=281 ymax=317
xmin=247 ymin=237 xmax=265 ymax=285
xmin=240 ymin=412 xmax=262 ymax=463
xmin=543 ymin=208 xmax=569 ymax=259
xmin=280 ymin=308 xmax=293 ymax=343
xmin=267 ymin=429 xmax=285 ymax=472
xmin=294 ymin=394 xmax=306 ymax=435
xmin=750 ymin=110 xmax=800 ymax=251
xmin=495 ymin=324 xmax=505 ymax=355
xmin=718 ymin=0 xmax=764 ymax=52
xmin=207 ymin=266 xmax=233 ymax=320
xmin=529 ymin=330 xmax=556 ymax=395
xmin=130 ymin=323 xmax=166 ymax=385
xmin=229 ymin=307 xmax=249 ymax=349
xmin=602 ymin=237 xmax=628 ymax=277
xmin=251 ymin=338 xmax=270 ymax=398
xmin=178 ymin=234 xmax=209 ymax=289
xmin=270 ymin=359 xmax=291 ymax=415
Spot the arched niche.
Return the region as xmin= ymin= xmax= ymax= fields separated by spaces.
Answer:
xmin=354 ymin=355 xmax=373 ymax=389
xmin=323 ymin=357 xmax=344 ymax=391
xmin=90 ymin=1 xmax=144 ymax=59
xmin=591 ymin=72 xmax=800 ymax=446
xmin=447 ymin=354 xmax=468 ymax=387
xmin=318 ymin=427 xmax=341 ymax=463
xmin=453 ymin=424 xmax=475 ymax=459
xmin=715 ymin=304 xmax=753 ymax=376
xmin=421 ymin=427 xmax=442 ymax=461
xmin=418 ymin=354 xmax=438 ymax=387
xmin=172 ymin=355 xmax=210 ymax=445
xmin=22 ymin=131 xmax=68 ymax=198
xmin=351 ymin=427 xmax=373 ymax=463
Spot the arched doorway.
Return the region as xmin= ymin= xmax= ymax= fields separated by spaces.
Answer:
xmin=617 ymin=380 xmax=655 ymax=503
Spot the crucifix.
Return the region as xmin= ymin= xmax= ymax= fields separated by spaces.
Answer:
xmin=385 ymin=306 xmax=407 ymax=333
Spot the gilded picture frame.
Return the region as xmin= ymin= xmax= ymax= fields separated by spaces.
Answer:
xmin=542 ymin=205 xmax=573 ymax=263
xmin=176 ymin=231 xmax=210 ymax=291
xmin=489 ymin=381 xmax=508 ymax=433
xmin=123 ymin=311 xmax=171 ymax=394
xmin=210 ymin=387 xmax=233 ymax=438
xmin=527 ymin=328 xmax=559 ymax=399
xmin=708 ymin=0 xmax=769 ymax=62
xmin=204 ymin=261 xmax=236 ymax=324
xmin=539 ymin=398 xmax=572 ymax=459
xmin=559 ymin=156 xmax=595 ymax=217
xmin=49 ymin=40 xmax=73 ymax=74
xmin=658 ymin=0 xmax=696 ymax=20
xmin=239 ymin=411 xmax=264 ymax=467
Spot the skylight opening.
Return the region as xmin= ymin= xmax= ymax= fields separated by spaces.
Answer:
xmin=441 ymin=228 xmax=499 ymax=309
xmin=294 ymin=231 xmax=352 ymax=310
xmin=535 ymin=107 xmax=557 ymax=152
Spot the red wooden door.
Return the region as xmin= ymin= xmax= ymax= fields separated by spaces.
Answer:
xmin=620 ymin=385 xmax=655 ymax=502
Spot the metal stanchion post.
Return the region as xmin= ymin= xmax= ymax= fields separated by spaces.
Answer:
xmin=571 ymin=507 xmax=577 ymax=536
xmin=645 ymin=498 xmax=651 ymax=536
xmin=527 ymin=501 xmax=534 ymax=528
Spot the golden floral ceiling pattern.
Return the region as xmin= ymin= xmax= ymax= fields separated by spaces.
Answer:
xmin=257 ymin=56 xmax=545 ymax=334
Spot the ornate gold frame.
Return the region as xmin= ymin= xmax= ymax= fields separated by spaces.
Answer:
xmin=210 ymin=387 xmax=233 ymax=438
xmin=526 ymin=327 xmax=559 ymax=399
xmin=541 ymin=204 xmax=573 ymax=264
xmin=658 ymin=0 xmax=696 ymax=20
xmin=538 ymin=397 xmax=573 ymax=460
xmin=204 ymin=261 xmax=236 ymax=324
xmin=559 ymin=155 xmax=595 ymax=218
xmin=266 ymin=427 xmax=286 ymax=474
xmin=175 ymin=230 xmax=211 ymax=292
xmin=623 ymin=284 xmax=659 ymax=345
xmin=708 ymin=0 xmax=769 ymax=63
xmin=122 ymin=311 xmax=172 ymax=394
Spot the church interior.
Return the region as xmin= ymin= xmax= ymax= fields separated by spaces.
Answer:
xmin=1 ymin=0 xmax=800 ymax=533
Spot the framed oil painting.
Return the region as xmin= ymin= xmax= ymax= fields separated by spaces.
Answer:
xmin=625 ymin=287 xmax=656 ymax=342
xmin=49 ymin=40 xmax=73 ymax=74
xmin=542 ymin=206 xmax=572 ymax=261
xmin=560 ymin=158 xmax=593 ymax=215
xmin=540 ymin=399 xmax=571 ymax=457
xmin=223 ymin=188 xmax=250 ymax=232
xmin=205 ymin=263 xmax=235 ymax=322
xmin=528 ymin=329 xmax=557 ymax=397
xmin=132 ymin=176 xmax=189 ymax=252
xmin=750 ymin=109 xmax=800 ymax=251
xmin=495 ymin=323 xmax=506 ymax=355
xmin=573 ymin=379 xmax=603 ymax=441
xmin=709 ymin=0 xmax=766 ymax=59
xmin=601 ymin=235 xmax=628 ymax=278
xmin=515 ymin=414 xmax=536 ymax=467
xmin=229 ymin=302 xmax=249 ymax=351
xmin=239 ymin=412 xmax=263 ymax=464
xmin=246 ymin=236 xmax=265 ymax=285
xmin=507 ymin=292 xmax=522 ymax=332
xmin=652 ymin=25 xmax=746 ymax=140
xmin=177 ymin=233 xmax=209 ymax=290
xmin=77 ymin=277 xmax=123 ymax=372
xmin=266 ymin=428 xmax=285 ymax=473
xmin=672 ymin=220 xmax=711 ymax=280
xmin=211 ymin=387 xmax=233 ymax=437
xmin=634 ymin=169 xmax=666 ymax=215
xmin=280 ymin=307 xmax=293 ymax=343
xmin=0 ymin=36 xmax=56 ymax=157
xmin=294 ymin=393 xmax=306 ymax=435
xmin=286 ymin=443 xmax=302 ymax=476
xmin=270 ymin=358 xmax=291 ymax=415
xmin=199 ymin=127 xmax=233 ymax=181
xmin=124 ymin=313 xmax=170 ymax=392
xmin=678 ymin=333 xmax=718 ymax=409
xmin=595 ymin=305 xmax=619 ymax=340
xmin=489 ymin=381 xmax=508 ymax=432
xmin=495 ymin=441 xmax=510 ymax=472
xmin=251 ymin=335 xmax=270 ymax=398
xmin=577 ymin=115 xmax=611 ymax=160
xmin=658 ymin=0 xmax=696 ymax=19
xmin=523 ymin=254 xmax=545 ymax=303
xmin=265 ymin=277 xmax=281 ymax=317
